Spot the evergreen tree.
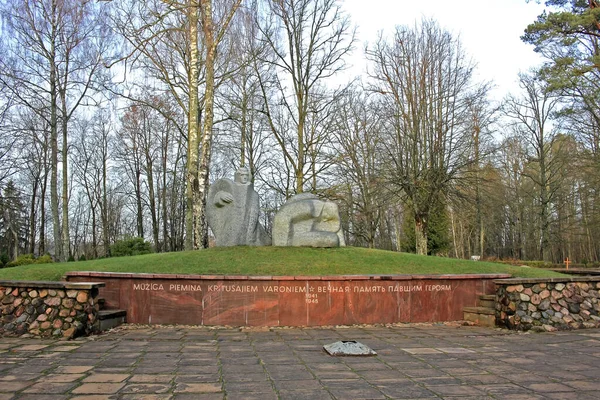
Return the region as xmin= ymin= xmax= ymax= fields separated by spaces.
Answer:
xmin=401 ymin=197 xmax=451 ymax=256
xmin=523 ymin=1 xmax=600 ymax=262
xmin=523 ymin=0 xmax=600 ymax=78
xmin=0 ymin=181 xmax=26 ymax=260
xmin=522 ymin=1 xmax=600 ymax=126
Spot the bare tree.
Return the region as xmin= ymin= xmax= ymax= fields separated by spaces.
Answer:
xmin=18 ymin=110 xmax=52 ymax=256
xmin=256 ymin=0 xmax=356 ymax=195
xmin=503 ymin=72 xmax=561 ymax=261
xmin=463 ymin=87 xmax=497 ymax=258
xmin=215 ymin=1 xmax=274 ymax=181
xmin=116 ymin=104 xmax=149 ymax=239
xmin=194 ymin=0 xmax=243 ymax=248
xmin=0 ymin=91 xmax=18 ymax=189
xmin=111 ymin=0 xmax=241 ymax=250
xmin=366 ymin=19 xmax=484 ymax=255
xmin=330 ymin=87 xmax=386 ymax=248
xmin=0 ymin=0 xmax=112 ymax=261
xmin=71 ymin=111 xmax=114 ymax=258
xmin=496 ymin=136 xmax=530 ymax=260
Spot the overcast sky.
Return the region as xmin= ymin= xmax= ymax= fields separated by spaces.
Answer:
xmin=342 ymin=0 xmax=547 ymax=101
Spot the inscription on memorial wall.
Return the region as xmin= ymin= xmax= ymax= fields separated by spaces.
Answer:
xmin=132 ymin=282 xmax=452 ymax=294
xmin=133 ymin=283 xmax=203 ymax=292
xmin=131 ymin=282 xmax=454 ymax=311
xmin=66 ymin=271 xmax=508 ymax=326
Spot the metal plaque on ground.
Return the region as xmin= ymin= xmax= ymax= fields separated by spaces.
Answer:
xmin=323 ymin=340 xmax=377 ymax=356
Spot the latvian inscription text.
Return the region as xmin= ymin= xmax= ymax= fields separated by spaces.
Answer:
xmin=132 ymin=283 xmax=202 ymax=292
xmin=132 ymin=282 xmax=452 ymax=294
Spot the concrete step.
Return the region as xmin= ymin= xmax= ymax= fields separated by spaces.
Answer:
xmin=463 ymin=306 xmax=495 ymax=315
xmin=478 ymin=295 xmax=496 ymax=309
xmin=463 ymin=306 xmax=496 ymax=328
xmin=95 ymin=309 xmax=126 ymax=332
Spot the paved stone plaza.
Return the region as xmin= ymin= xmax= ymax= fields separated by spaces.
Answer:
xmin=1 ymin=324 xmax=600 ymax=399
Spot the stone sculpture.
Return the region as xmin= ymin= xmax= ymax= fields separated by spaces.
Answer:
xmin=272 ymin=193 xmax=346 ymax=247
xmin=206 ymin=167 xmax=271 ymax=246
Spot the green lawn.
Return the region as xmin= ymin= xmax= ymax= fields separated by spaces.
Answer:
xmin=0 ymin=247 xmax=566 ymax=282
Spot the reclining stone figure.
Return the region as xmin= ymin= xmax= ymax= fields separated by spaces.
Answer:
xmin=273 ymin=193 xmax=346 ymax=247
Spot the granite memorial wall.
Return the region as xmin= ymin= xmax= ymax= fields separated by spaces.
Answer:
xmin=65 ymin=272 xmax=509 ymax=326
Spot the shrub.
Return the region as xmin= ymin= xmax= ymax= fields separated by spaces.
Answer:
xmin=110 ymin=237 xmax=153 ymax=257
xmin=6 ymin=254 xmax=35 ymax=267
xmin=0 ymin=253 xmax=9 ymax=268
xmin=36 ymin=254 xmax=53 ymax=264
xmin=4 ymin=254 xmax=54 ymax=268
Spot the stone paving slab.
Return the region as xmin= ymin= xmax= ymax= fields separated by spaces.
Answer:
xmin=2 ymin=324 xmax=600 ymax=398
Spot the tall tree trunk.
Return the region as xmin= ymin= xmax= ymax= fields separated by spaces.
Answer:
xmin=161 ymin=131 xmax=169 ymax=252
xmin=450 ymin=207 xmax=458 ymax=258
xmin=102 ymin=144 xmax=109 ymax=256
xmin=474 ymin=122 xmax=484 ymax=257
xmin=519 ymin=207 xmax=526 ymax=260
xmin=49 ymin=1 xmax=61 ymax=260
xmin=539 ymin=141 xmax=551 ymax=261
xmin=172 ymin=147 xmax=184 ymax=251
xmin=296 ymin=106 xmax=305 ymax=194
xmin=135 ymin=167 xmax=144 ymax=238
xmin=185 ymin=0 xmax=200 ymax=250
xmin=61 ymin=96 xmax=70 ymax=261
xmin=415 ymin=214 xmax=428 ymax=255
xmin=186 ymin=0 xmax=241 ymax=249
xmin=91 ymin=207 xmax=98 ymax=259
xmin=10 ymin=227 xmax=18 ymax=261
xmin=394 ymin=207 xmax=402 ymax=252
xmin=196 ymin=0 xmax=216 ymax=250
xmin=459 ymin=221 xmax=466 ymax=259
xmin=29 ymin=177 xmax=39 ymax=255
xmin=480 ymin=225 xmax=485 ymax=259
xmin=240 ymin=79 xmax=247 ymax=167
xmin=162 ymin=168 xmax=169 ymax=252
xmin=39 ymin=169 xmax=48 ymax=255
xmin=147 ymin=159 xmax=159 ymax=251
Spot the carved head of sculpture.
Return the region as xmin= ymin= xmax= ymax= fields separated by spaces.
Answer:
xmin=234 ymin=166 xmax=251 ymax=185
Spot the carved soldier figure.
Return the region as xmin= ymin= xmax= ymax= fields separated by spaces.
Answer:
xmin=206 ymin=167 xmax=271 ymax=246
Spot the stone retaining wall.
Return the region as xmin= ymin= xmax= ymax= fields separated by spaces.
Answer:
xmin=0 ymin=281 xmax=104 ymax=338
xmin=495 ymin=277 xmax=600 ymax=332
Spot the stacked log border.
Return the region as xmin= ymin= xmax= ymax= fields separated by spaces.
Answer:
xmin=0 ymin=281 xmax=104 ymax=339
xmin=495 ymin=277 xmax=600 ymax=331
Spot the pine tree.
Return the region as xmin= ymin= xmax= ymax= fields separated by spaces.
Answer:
xmin=522 ymin=1 xmax=600 ymax=110
xmin=0 ymin=181 xmax=26 ymax=261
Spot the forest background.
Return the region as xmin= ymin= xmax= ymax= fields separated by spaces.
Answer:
xmin=0 ymin=0 xmax=598 ymax=265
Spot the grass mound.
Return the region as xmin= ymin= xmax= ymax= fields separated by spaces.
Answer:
xmin=0 ymin=247 xmax=566 ymax=282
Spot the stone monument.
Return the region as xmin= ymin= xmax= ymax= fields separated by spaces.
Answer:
xmin=272 ymin=193 xmax=346 ymax=247
xmin=206 ymin=167 xmax=271 ymax=246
